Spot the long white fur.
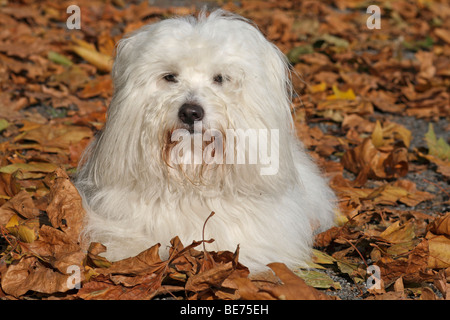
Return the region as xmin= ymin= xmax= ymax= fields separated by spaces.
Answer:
xmin=75 ymin=10 xmax=336 ymax=272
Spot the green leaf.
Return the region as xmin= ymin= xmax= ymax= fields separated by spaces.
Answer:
xmin=294 ymin=269 xmax=341 ymax=289
xmin=48 ymin=51 xmax=73 ymax=66
xmin=0 ymin=119 xmax=10 ymax=132
xmin=287 ymin=45 xmax=314 ymax=64
xmin=0 ymin=162 xmax=58 ymax=175
xmin=402 ymin=36 xmax=433 ymax=51
xmin=317 ymin=34 xmax=349 ymax=48
xmin=312 ymin=249 xmax=336 ymax=265
xmin=425 ymin=123 xmax=450 ymax=161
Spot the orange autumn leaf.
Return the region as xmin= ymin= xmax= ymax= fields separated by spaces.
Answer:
xmin=14 ymin=124 xmax=93 ymax=152
xmin=341 ymin=138 xmax=409 ymax=185
xmin=265 ymin=263 xmax=330 ymax=300
xmin=428 ymin=212 xmax=450 ymax=237
xmin=426 ymin=233 xmax=450 ymax=269
xmin=70 ymin=44 xmax=113 ymax=72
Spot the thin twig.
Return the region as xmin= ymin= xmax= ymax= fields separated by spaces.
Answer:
xmin=339 ymin=236 xmax=369 ymax=269
xmin=201 ymin=211 xmax=216 ymax=269
xmin=422 ymin=178 xmax=450 ymax=199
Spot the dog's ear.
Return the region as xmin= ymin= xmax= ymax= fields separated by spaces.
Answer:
xmin=111 ymin=26 xmax=157 ymax=90
xmin=111 ymin=31 xmax=141 ymax=88
xmin=264 ymin=42 xmax=293 ymax=106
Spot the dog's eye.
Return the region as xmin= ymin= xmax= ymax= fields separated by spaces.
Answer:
xmin=163 ymin=73 xmax=178 ymax=83
xmin=213 ymin=74 xmax=224 ymax=85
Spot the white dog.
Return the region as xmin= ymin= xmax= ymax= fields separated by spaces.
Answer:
xmin=76 ymin=10 xmax=336 ymax=272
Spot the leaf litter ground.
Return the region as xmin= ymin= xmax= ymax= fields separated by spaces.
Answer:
xmin=0 ymin=0 xmax=449 ymax=300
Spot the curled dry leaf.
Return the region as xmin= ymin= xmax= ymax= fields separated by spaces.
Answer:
xmin=0 ymin=190 xmax=39 ymax=225
xmin=379 ymin=220 xmax=416 ymax=244
xmin=341 ymin=138 xmax=409 ymax=185
xmin=5 ymin=215 xmax=39 ymax=243
xmin=265 ymin=263 xmax=330 ymax=300
xmin=376 ymin=239 xmax=432 ymax=286
xmin=1 ymin=256 xmax=78 ymax=297
xmin=426 ymin=233 xmax=450 ymax=269
xmin=46 ymin=168 xmax=86 ymax=241
xmin=428 ymin=212 xmax=450 ymax=236
xmin=185 ymin=261 xmax=235 ymax=293
xmin=95 ymin=242 xmax=163 ymax=276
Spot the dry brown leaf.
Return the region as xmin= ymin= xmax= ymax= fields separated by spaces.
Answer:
xmin=265 ymin=263 xmax=329 ymax=300
xmin=342 ymin=138 xmax=409 ymax=185
xmin=416 ymin=51 xmax=436 ymax=84
xmin=379 ymin=220 xmax=416 ymax=244
xmin=15 ymin=124 xmax=93 ymax=152
xmin=433 ymin=270 xmax=450 ymax=299
xmin=5 ymin=215 xmax=39 ymax=243
xmin=368 ymin=90 xmax=406 ymax=114
xmin=382 ymin=147 xmax=409 ymax=178
xmin=232 ymin=276 xmax=276 ymax=300
xmin=1 ymin=256 xmax=77 ymax=297
xmin=434 ymin=28 xmax=450 ymax=44
xmin=76 ymin=275 xmax=130 ymax=300
xmin=185 ymin=261 xmax=234 ymax=293
xmin=426 ymin=233 xmax=450 ymax=269
xmin=314 ymin=226 xmax=354 ymax=248
xmin=376 ymin=239 xmax=433 ymax=285
xmin=420 ymin=287 xmax=439 ymax=300
xmin=428 ymin=212 xmax=450 ymax=236
xmin=46 ymin=168 xmax=86 ymax=241
xmin=70 ymin=45 xmax=113 ymax=72
xmin=364 ymin=291 xmax=407 ymax=300
xmin=393 ymin=276 xmax=405 ymax=293
xmin=0 ymin=190 xmax=39 ymax=225
xmin=78 ymin=75 xmax=113 ymax=99
xmin=96 ymin=242 xmax=164 ymax=276
xmin=342 ymin=114 xmax=375 ymax=138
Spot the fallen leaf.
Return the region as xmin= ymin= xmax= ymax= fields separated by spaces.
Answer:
xmin=1 ymin=256 xmax=76 ymax=297
xmin=434 ymin=28 xmax=450 ymax=45
xmin=0 ymin=190 xmax=39 ymax=225
xmin=371 ymin=120 xmax=384 ymax=148
xmin=46 ymin=168 xmax=86 ymax=241
xmin=231 ymin=276 xmax=275 ymax=300
xmin=420 ymin=287 xmax=439 ymax=300
xmin=425 ymin=123 xmax=450 ymax=161
xmin=0 ymin=162 xmax=59 ymax=175
xmin=326 ymin=84 xmax=356 ymax=100
xmin=47 ymin=51 xmax=73 ymax=66
xmin=426 ymin=233 xmax=450 ymax=269
xmin=265 ymin=263 xmax=330 ymax=300
xmin=14 ymin=123 xmax=93 ymax=152
xmin=0 ymin=119 xmax=10 ymax=132
xmin=5 ymin=215 xmax=39 ymax=243
xmin=294 ymin=269 xmax=341 ymax=289
xmin=70 ymin=44 xmax=112 ymax=72
xmin=379 ymin=220 xmax=416 ymax=244
xmin=428 ymin=212 xmax=450 ymax=236
xmin=185 ymin=261 xmax=234 ymax=293
xmin=341 ymin=138 xmax=409 ymax=185
xmin=96 ymin=242 xmax=164 ymax=276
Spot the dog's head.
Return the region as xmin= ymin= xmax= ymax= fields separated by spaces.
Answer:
xmin=88 ymin=10 xmax=296 ymax=190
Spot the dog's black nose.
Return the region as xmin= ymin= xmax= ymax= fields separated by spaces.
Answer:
xmin=178 ymin=103 xmax=204 ymax=125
